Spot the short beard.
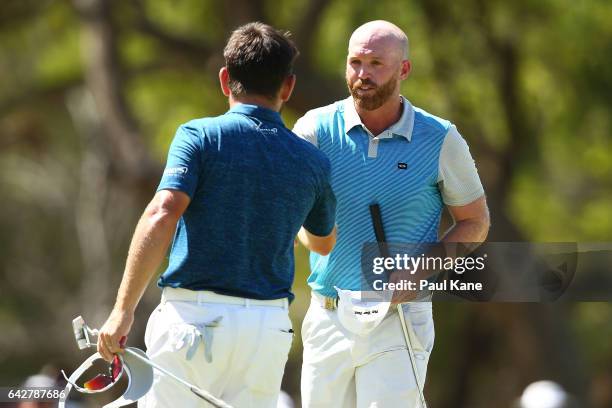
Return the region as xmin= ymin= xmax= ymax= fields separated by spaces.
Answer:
xmin=347 ymin=72 xmax=399 ymax=111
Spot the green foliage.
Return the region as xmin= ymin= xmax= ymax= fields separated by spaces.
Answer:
xmin=1 ymin=1 xmax=611 ymax=406
xmin=128 ymin=69 xmax=224 ymax=159
xmin=142 ymin=0 xmax=224 ymax=42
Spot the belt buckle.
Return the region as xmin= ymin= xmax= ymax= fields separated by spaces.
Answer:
xmin=324 ymin=297 xmax=336 ymax=310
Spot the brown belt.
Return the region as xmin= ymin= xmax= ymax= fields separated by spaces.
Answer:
xmin=312 ymin=291 xmax=338 ymax=310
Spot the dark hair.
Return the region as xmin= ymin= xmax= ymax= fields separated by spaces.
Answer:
xmin=223 ymin=22 xmax=299 ymax=99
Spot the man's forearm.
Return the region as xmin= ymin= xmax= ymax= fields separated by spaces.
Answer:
xmin=113 ymin=204 xmax=179 ymax=313
xmin=440 ymin=217 xmax=489 ymax=246
xmin=390 ymin=214 xmax=490 ymax=303
xmin=420 ymin=216 xmax=490 ymax=278
xmin=297 ymin=226 xmax=337 ymax=256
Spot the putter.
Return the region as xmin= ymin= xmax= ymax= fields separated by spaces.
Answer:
xmin=66 ymin=316 xmax=233 ymax=408
xmin=369 ymin=204 xmax=428 ymax=408
xmin=397 ymin=304 xmax=428 ymax=408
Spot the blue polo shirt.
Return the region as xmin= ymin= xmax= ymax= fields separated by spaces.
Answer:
xmin=156 ymin=103 xmax=336 ymax=301
xmin=293 ymin=97 xmax=484 ymax=298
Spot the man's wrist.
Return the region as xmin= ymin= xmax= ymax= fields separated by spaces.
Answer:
xmin=112 ymin=300 xmax=137 ymax=315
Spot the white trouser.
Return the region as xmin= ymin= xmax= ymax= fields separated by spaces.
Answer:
xmin=139 ymin=288 xmax=293 ymax=408
xmin=301 ymin=292 xmax=435 ymax=408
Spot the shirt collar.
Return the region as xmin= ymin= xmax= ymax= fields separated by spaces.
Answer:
xmin=343 ymin=96 xmax=415 ymax=141
xmin=228 ymin=103 xmax=283 ymax=125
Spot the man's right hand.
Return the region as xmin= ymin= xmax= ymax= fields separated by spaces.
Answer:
xmin=97 ymin=309 xmax=134 ymax=362
xmin=95 ymin=190 xmax=189 ymax=362
xmin=389 ymin=269 xmax=420 ymax=305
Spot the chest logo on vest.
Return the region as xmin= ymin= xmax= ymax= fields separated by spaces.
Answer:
xmin=397 ymin=162 xmax=408 ymax=170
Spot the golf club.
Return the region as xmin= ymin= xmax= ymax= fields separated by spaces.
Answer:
xmin=369 ymin=204 xmax=428 ymax=408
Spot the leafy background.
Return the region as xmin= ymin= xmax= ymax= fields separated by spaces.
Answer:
xmin=1 ymin=0 xmax=611 ymax=407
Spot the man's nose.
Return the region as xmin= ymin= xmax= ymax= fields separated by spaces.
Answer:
xmin=357 ymin=66 xmax=371 ymax=80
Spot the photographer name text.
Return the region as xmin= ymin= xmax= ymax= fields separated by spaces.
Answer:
xmin=373 ymin=279 xmax=483 ymax=292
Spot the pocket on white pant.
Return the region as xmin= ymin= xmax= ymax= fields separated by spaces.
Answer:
xmin=144 ymin=305 xmax=163 ymax=350
xmin=248 ymin=329 xmax=293 ymax=394
xmin=405 ymin=308 xmax=435 ymax=354
xmin=246 ymin=308 xmax=294 ymax=395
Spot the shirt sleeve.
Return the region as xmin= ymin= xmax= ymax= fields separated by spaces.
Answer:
xmin=437 ymin=125 xmax=485 ymax=206
xmin=303 ymin=159 xmax=337 ymax=236
xmin=157 ymin=124 xmax=203 ymax=198
xmin=292 ymin=111 xmax=318 ymax=147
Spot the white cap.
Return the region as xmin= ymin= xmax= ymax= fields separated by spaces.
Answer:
xmin=520 ymin=381 xmax=568 ymax=408
xmin=24 ymin=374 xmax=56 ymax=388
xmin=335 ymin=287 xmax=391 ymax=337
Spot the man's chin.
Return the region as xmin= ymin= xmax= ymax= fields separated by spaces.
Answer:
xmin=353 ymin=97 xmax=384 ymax=111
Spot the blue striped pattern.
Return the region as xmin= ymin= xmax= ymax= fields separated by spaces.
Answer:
xmin=308 ymin=100 xmax=450 ymax=297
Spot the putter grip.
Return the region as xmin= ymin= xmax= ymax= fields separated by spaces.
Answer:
xmin=369 ymin=204 xmax=390 ymax=258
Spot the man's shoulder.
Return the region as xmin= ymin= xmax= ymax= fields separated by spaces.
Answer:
xmin=176 ymin=113 xmax=254 ymax=144
xmin=180 ymin=113 xmax=237 ymax=131
xmin=412 ymin=105 xmax=452 ymax=135
xmin=290 ymin=131 xmax=331 ymax=168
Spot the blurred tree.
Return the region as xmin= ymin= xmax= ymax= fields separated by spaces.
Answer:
xmin=0 ymin=0 xmax=611 ymax=407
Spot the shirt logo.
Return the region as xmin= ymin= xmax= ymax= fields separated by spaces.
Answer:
xmin=252 ymin=118 xmax=278 ymax=134
xmin=397 ymin=162 xmax=408 ymax=170
xmin=259 ymin=127 xmax=278 ymax=134
xmin=164 ymin=167 xmax=188 ymax=176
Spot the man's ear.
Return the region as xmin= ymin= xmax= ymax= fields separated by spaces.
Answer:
xmin=400 ymin=60 xmax=412 ymax=81
xmin=219 ymin=67 xmax=231 ymax=97
xmin=279 ymin=74 xmax=296 ymax=102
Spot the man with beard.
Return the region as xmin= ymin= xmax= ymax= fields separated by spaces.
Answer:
xmin=293 ymin=21 xmax=490 ymax=407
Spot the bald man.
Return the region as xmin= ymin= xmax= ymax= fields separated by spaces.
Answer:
xmin=294 ymin=21 xmax=489 ymax=407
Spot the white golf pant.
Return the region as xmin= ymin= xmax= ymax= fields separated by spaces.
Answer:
xmin=139 ymin=288 xmax=293 ymax=408
xmin=301 ymin=292 xmax=435 ymax=408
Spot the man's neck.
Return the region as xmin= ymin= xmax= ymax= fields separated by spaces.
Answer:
xmin=355 ymin=95 xmax=403 ymax=136
xmin=229 ymin=94 xmax=281 ymax=111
